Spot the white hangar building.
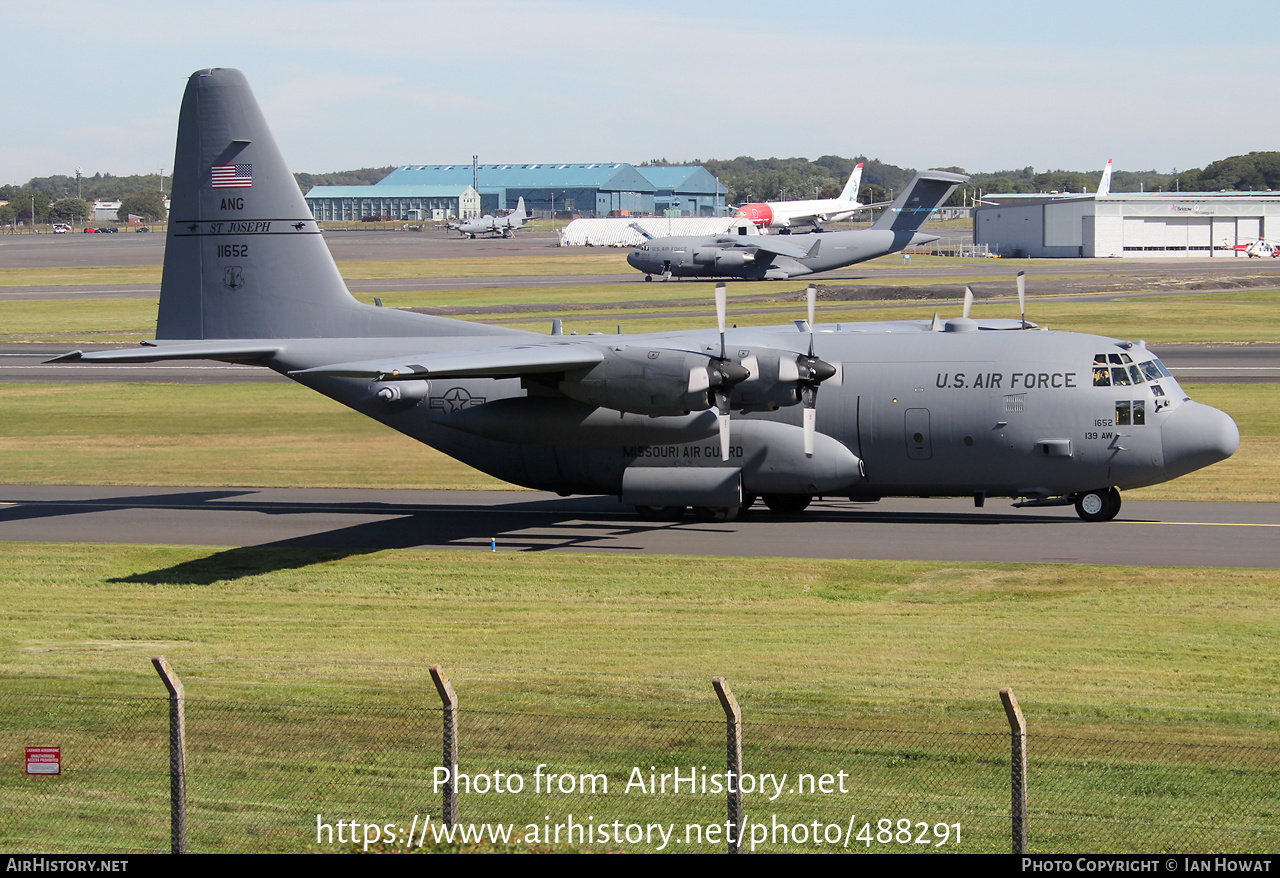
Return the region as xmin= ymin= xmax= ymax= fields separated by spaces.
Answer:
xmin=974 ymin=191 xmax=1280 ymax=258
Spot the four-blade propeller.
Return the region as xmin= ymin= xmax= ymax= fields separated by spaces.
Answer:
xmin=704 ymin=282 xmax=837 ymax=459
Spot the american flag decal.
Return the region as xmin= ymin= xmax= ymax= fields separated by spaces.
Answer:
xmin=212 ymin=164 xmax=253 ymax=189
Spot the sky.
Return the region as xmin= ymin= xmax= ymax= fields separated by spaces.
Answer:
xmin=4 ymin=0 xmax=1277 ymax=187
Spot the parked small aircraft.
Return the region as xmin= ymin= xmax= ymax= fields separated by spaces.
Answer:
xmin=734 ymin=163 xmax=881 ymax=231
xmin=53 ymin=69 xmax=1239 ymax=523
xmin=627 ymin=170 xmax=964 ymax=281
xmin=450 ymin=197 xmax=527 ymax=238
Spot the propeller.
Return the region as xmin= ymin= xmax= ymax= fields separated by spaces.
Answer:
xmin=1017 ymin=271 xmax=1027 ymax=329
xmin=795 ymin=284 xmax=838 ymax=457
xmin=707 ymin=283 xmax=750 ymax=459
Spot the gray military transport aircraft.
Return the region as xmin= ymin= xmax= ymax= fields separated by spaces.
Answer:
xmin=450 ymin=197 xmax=527 ymax=238
xmin=625 ymin=170 xmax=964 ymax=281
xmin=53 ymin=69 xmax=1240 ymax=523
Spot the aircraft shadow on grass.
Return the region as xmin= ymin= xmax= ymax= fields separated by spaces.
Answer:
xmin=2 ymin=489 xmax=1066 ymax=584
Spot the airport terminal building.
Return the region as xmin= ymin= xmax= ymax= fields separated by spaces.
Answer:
xmin=974 ymin=191 xmax=1280 ymax=257
xmin=303 ymin=163 xmax=726 ymax=221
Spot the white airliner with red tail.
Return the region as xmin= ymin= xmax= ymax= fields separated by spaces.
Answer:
xmin=734 ymin=164 xmax=878 ymax=232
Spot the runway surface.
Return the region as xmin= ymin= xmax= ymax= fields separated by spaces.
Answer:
xmin=2 ymin=485 xmax=1277 ymax=569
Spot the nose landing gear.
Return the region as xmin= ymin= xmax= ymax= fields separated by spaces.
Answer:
xmin=1073 ymin=488 xmax=1121 ymax=522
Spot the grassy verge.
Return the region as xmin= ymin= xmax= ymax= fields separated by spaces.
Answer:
xmin=2 ymin=546 xmax=1277 ymax=852
xmin=0 ymin=383 xmax=509 ymax=490
xmin=6 ymin=287 xmax=1279 ymax=345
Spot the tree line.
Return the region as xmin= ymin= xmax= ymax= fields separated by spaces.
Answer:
xmin=0 ymin=167 xmax=394 ymax=225
xmin=5 ymin=155 xmax=1277 ymax=224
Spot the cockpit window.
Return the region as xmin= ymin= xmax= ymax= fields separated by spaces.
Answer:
xmin=1094 ymin=353 xmax=1174 ymax=388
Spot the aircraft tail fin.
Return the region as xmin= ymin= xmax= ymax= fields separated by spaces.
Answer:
xmin=156 ymin=68 xmax=508 ymax=341
xmin=1097 ymin=159 xmax=1113 ymax=196
xmin=838 ymin=162 xmax=865 ymax=203
xmin=870 ymin=170 xmax=967 ymax=234
xmin=511 ymin=196 xmax=526 ymax=220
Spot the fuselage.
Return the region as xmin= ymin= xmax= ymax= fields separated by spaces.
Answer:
xmin=274 ymin=321 xmax=1238 ymax=505
xmin=627 ymin=228 xmax=939 ymax=280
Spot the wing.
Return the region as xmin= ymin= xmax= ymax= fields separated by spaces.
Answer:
xmin=288 ymin=342 xmax=606 ymax=380
xmin=47 ymin=340 xmax=283 ymax=363
xmin=708 ymin=236 xmax=819 ymax=260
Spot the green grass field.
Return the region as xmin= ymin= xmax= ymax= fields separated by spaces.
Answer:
xmin=4 ymin=273 xmax=1278 ymax=343
xmin=2 ymin=547 xmax=1277 ymax=853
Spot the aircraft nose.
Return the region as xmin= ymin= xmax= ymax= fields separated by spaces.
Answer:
xmin=1161 ymin=400 xmax=1239 ymax=478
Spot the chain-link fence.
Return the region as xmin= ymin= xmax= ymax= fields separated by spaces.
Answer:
xmin=3 ymin=665 xmax=1277 ymax=854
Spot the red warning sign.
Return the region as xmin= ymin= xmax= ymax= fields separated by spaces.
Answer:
xmin=26 ymin=747 xmax=61 ymax=775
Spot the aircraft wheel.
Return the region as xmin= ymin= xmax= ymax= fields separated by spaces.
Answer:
xmin=1073 ymin=488 xmax=1121 ymax=522
xmin=763 ymin=493 xmax=812 ymax=514
xmin=740 ymin=493 xmax=757 ymax=510
xmin=635 ymin=505 xmax=686 ymax=522
xmin=644 ymin=275 xmax=652 ymax=282
xmin=693 ymin=506 xmax=740 ymax=523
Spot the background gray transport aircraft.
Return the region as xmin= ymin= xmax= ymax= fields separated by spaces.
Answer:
xmin=54 ymin=69 xmax=1239 ymax=523
xmin=450 ymin=197 xmax=527 ymax=238
xmin=626 ymin=170 xmax=964 ymax=281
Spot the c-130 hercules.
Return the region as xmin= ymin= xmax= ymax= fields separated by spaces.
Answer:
xmin=54 ymin=69 xmax=1239 ymax=523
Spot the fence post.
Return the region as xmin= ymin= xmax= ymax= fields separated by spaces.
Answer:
xmin=712 ymin=677 xmax=743 ymax=854
xmin=1000 ymin=687 xmax=1028 ymax=855
xmin=430 ymin=665 xmax=458 ymax=829
xmin=151 ymin=657 xmax=186 ymax=854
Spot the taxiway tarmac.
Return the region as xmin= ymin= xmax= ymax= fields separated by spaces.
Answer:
xmin=2 ymin=485 xmax=1277 ymax=569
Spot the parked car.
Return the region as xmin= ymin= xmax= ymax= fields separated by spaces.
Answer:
xmin=52 ymin=223 xmax=71 ymax=234
xmin=135 ymin=226 xmax=150 ymax=233
xmin=82 ymin=227 xmax=97 ymax=233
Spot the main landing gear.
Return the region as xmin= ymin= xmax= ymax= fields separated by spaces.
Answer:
xmin=1073 ymin=488 xmax=1122 ymax=523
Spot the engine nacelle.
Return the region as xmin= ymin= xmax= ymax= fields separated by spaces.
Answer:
xmin=728 ymin=350 xmax=811 ymax=412
xmin=691 ymin=248 xmax=753 ymax=268
xmin=558 ymin=346 xmax=715 ymax=416
xmin=715 ymin=250 xmax=752 ymax=269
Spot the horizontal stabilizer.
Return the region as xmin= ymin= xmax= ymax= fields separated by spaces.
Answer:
xmin=289 ymin=343 xmax=607 ymax=380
